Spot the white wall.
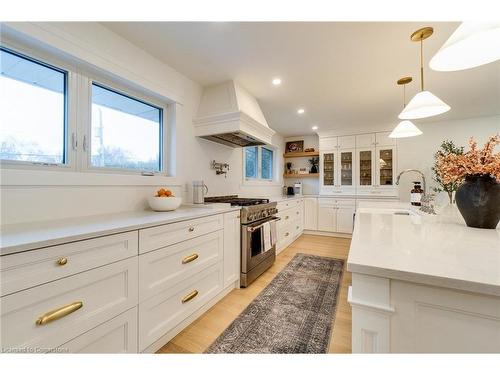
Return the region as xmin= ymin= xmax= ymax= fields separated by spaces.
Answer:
xmin=396 ymin=115 xmax=500 ymax=201
xmin=283 ymin=135 xmax=319 ymax=195
xmin=0 ymin=22 xmax=284 ymax=225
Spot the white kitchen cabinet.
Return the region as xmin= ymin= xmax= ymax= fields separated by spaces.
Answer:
xmin=303 ymin=198 xmax=318 ymax=230
xmin=0 ymin=257 xmax=138 ymax=352
xmin=375 ymin=131 xmax=396 ymax=147
xmin=319 ymin=136 xmax=338 ymax=150
xmin=139 ymin=263 xmax=223 ymax=352
xmin=319 ymin=131 xmax=398 ymax=197
xmin=336 ymin=206 xmax=355 ymax=233
xmin=376 ymin=146 xmax=396 ymax=189
xmin=139 ymin=231 xmax=223 ymax=302
xmin=223 ymin=210 xmax=241 ymax=289
xmin=338 ymin=148 xmax=356 ymax=193
xmin=355 ymin=133 xmax=376 ymax=148
xmin=350 ymin=273 xmax=500 ymax=353
xmin=317 ymin=198 xmax=355 ymax=234
xmin=56 ymin=307 xmax=138 ymax=353
xmin=338 ymin=135 xmax=356 ymax=148
xmin=317 ymin=200 xmax=336 ymax=232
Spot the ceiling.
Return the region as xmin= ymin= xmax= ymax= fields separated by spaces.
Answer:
xmin=102 ymin=22 xmax=500 ymax=136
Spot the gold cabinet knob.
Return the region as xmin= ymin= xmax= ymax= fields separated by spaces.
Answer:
xmin=285 ymin=232 xmax=290 ymax=237
xmin=57 ymin=257 xmax=68 ymax=266
xmin=188 ymin=227 xmax=195 ymax=232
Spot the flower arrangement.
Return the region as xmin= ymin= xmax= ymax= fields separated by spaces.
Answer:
xmin=435 ymin=134 xmax=500 ymax=185
xmin=432 ymin=140 xmax=464 ymax=203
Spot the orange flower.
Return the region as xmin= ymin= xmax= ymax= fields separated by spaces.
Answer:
xmin=435 ymin=134 xmax=500 ymax=184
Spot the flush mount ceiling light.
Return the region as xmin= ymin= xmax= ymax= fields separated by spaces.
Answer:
xmin=390 ymin=76 xmax=423 ymax=138
xmin=312 ymin=125 xmax=318 ymax=130
xmin=399 ymin=27 xmax=450 ymax=120
xmin=297 ymin=108 xmax=305 ymax=115
xmin=430 ymin=22 xmax=500 ymax=71
xmin=272 ymin=78 xmax=282 ymax=86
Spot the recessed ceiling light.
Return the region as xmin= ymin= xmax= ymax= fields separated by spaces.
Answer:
xmin=312 ymin=125 xmax=318 ymax=130
xmin=297 ymin=108 xmax=305 ymax=115
xmin=272 ymin=78 xmax=282 ymax=86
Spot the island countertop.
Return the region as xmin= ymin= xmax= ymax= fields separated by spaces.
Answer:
xmin=0 ymin=204 xmax=240 ymax=256
xmin=347 ymin=203 xmax=500 ymax=297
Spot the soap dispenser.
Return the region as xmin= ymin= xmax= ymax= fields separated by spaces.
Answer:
xmin=411 ymin=181 xmax=423 ymax=206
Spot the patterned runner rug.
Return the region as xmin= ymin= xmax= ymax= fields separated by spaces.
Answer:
xmin=205 ymin=253 xmax=344 ymax=353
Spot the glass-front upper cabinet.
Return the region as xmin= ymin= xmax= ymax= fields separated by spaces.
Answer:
xmin=339 ymin=151 xmax=354 ymax=187
xmin=358 ymin=150 xmax=373 ymax=186
xmin=322 ymin=152 xmax=335 ymax=186
xmin=378 ymin=147 xmax=395 ymax=186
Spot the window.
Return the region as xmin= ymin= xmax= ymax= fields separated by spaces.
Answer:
xmin=0 ymin=41 xmax=169 ymax=179
xmin=245 ymin=147 xmax=258 ymax=179
xmin=90 ymin=83 xmax=162 ymax=172
xmin=0 ymin=47 xmax=67 ymax=164
xmin=244 ymin=146 xmax=274 ymax=181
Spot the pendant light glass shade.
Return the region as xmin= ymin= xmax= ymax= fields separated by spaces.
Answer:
xmin=389 ymin=120 xmax=423 ymax=138
xmin=430 ymin=22 xmax=500 ymax=71
xmin=398 ymin=90 xmax=450 ymax=120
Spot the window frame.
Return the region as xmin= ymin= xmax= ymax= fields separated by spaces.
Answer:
xmin=0 ymin=38 xmax=170 ymax=178
xmin=80 ymin=78 xmax=166 ymax=176
xmin=243 ymin=145 xmax=276 ymax=183
xmin=0 ymin=42 xmax=78 ymax=172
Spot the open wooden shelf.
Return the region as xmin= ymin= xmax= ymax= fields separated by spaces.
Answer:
xmin=283 ymin=173 xmax=320 ymax=178
xmin=283 ymin=151 xmax=319 ymax=158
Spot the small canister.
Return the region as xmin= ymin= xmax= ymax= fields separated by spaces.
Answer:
xmin=192 ymin=181 xmax=208 ymax=204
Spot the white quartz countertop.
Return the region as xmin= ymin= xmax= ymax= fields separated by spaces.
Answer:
xmin=347 ymin=203 xmax=500 ymax=296
xmin=0 ymin=204 xmax=240 ymax=256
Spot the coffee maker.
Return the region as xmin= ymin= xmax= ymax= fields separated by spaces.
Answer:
xmin=294 ymin=182 xmax=302 ymax=196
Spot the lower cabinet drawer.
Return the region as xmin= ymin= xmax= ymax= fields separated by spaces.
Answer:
xmin=138 ymin=263 xmax=223 ymax=352
xmin=139 ymin=230 xmax=223 ymax=302
xmin=139 ymin=214 xmax=223 ymax=254
xmin=55 ymin=307 xmax=138 ymax=353
xmin=0 ymin=257 xmax=138 ymax=352
xmin=1 ymin=231 xmax=138 ymax=297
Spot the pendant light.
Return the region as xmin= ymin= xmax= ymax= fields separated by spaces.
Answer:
xmin=430 ymin=22 xmax=500 ymax=71
xmin=399 ymin=27 xmax=450 ymax=120
xmin=390 ymin=76 xmax=423 ymax=138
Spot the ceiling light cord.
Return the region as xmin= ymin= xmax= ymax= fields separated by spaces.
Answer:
xmin=420 ymin=39 xmax=424 ymax=91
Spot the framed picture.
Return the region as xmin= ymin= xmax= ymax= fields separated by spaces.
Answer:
xmin=285 ymin=140 xmax=304 ymax=154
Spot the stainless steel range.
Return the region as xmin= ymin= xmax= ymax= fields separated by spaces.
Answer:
xmin=204 ymin=196 xmax=279 ymax=287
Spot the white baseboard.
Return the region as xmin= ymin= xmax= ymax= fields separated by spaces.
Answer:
xmin=303 ymin=230 xmax=352 ymax=239
xmin=142 ymin=281 xmax=238 ymax=353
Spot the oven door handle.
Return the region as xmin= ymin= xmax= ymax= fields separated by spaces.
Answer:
xmin=246 ymin=217 xmax=281 ymax=232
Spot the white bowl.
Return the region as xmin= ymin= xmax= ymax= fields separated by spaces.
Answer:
xmin=147 ymin=196 xmax=182 ymax=212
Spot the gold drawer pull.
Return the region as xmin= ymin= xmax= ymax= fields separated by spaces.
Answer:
xmin=56 ymin=257 xmax=68 ymax=266
xmin=181 ymin=290 xmax=199 ymax=304
xmin=285 ymin=215 xmax=289 ymax=220
xmin=36 ymin=301 xmax=83 ymax=326
xmin=285 ymin=232 xmax=290 ymax=237
xmin=182 ymin=253 xmax=199 ymax=264
xmin=188 ymin=227 xmax=195 ymax=232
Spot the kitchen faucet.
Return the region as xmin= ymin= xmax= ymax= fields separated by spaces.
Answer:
xmin=395 ymin=169 xmax=426 ymax=194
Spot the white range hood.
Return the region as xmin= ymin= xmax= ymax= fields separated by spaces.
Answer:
xmin=194 ymin=80 xmax=275 ymax=147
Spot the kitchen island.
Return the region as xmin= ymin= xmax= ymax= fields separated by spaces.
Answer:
xmin=347 ymin=202 xmax=500 ymax=353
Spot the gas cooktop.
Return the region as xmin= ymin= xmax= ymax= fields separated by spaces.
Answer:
xmin=204 ymin=195 xmax=270 ymax=207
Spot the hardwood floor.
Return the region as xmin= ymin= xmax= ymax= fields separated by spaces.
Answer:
xmin=157 ymin=234 xmax=352 ymax=354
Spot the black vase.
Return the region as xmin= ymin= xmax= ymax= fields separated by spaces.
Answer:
xmin=310 ymin=165 xmax=318 ymax=173
xmin=455 ymin=174 xmax=500 ymax=229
